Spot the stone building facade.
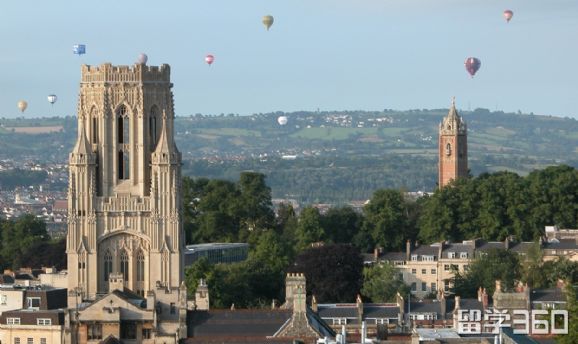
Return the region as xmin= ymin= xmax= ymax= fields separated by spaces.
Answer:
xmin=438 ymin=98 xmax=468 ymax=188
xmin=65 ymin=62 xmax=186 ymax=343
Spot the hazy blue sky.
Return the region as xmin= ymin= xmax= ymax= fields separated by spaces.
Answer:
xmin=0 ymin=0 xmax=577 ymax=118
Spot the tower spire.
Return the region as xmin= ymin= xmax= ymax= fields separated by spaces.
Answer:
xmin=72 ymin=117 xmax=90 ymax=155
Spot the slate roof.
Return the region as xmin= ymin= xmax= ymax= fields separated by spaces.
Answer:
xmin=408 ymin=299 xmax=455 ymax=320
xmin=531 ymin=288 xmax=566 ymax=303
xmin=441 ymin=243 xmax=475 ymax=256
xmin=317 ymin=303 xmax=400 ymax=320
xmin=411 ymin=245 xmax=439 ymax=257
xmin=381 ymin=252 xmax=406 ymax=261
xmin=475 ymin=241 xmax=505 ymax=252
xmin=187 ymin=309 xmax=292 ymax=338
xmin=509 ymin=242 xmax=535 ymax=254
xmin=543 ymin=239 xmax=578 ymax=250
xmin=459 ymin=298 xmax=484 ymax=311
xmin=317 ymin=304 xmax=357 ymax=318
xmin=364 ymin=305 xmax=399 ymax=318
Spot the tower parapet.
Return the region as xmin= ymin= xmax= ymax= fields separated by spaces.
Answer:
xmin=81 ymin=63 xmax=171 ymax=84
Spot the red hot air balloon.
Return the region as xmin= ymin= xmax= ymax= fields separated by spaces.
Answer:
xmin=464 ymin=57 xmax=481 ymax=78
xmin=205 ymin=54 xmax=215 ymax=66
xmin=503 ymin=10 xmax=514 ymax=23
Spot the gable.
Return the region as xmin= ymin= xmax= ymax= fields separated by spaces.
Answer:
xmin=78 ymin=292 xmax=153 ymax=322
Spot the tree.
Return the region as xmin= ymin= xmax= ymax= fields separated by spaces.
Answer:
xmin=184 ymin=258 xmax=213 ymax=297
xmin=361 ymin=263 xmax=409 ymax=302
xmin=289 ymin=244 xmax=363 ymax=302
xmin=0 ymin=215 xmax=49 ymax=269
xmin=321 ymin=206 xmax=363 ymax=244
xmin=238 ymin=172 xmax=274 ymax=232
xmin=361 ymin=189 xmax=414 ymax=251
xmin=295 ymin=207 xmax=325 ymax=251
xmin=452 ymin=249 xmax=521 ymax=298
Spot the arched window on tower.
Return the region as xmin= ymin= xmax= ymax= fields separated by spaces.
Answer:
xmin=92 ymin=117 xmax=98 ymax=143
xmin=445 ymin=143 xmax=452 ymax=156
xmin=117 ymin=105 xmax=129 ymax=144
xmin=120 ymin=249 xmax=129 ymax=282
xmin=149 ymin=106 xmax=158 ymax=150
xmin=136 ymin=250 xmax=145 ymax=282
xmin=104 ymin=250 xmax=112 ymax=282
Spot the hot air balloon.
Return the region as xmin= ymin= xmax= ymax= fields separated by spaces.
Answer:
xmin=464 ymin=57 xmax=481 ymax=78
xmin=205 ymin=54 xmax=215 ymax=66
xmin=137 ymin=53 xmax=148 ymax=65
xmin=47 ymin=94 xmax=57 ymax=106
xmin=73 ymin=44 xmax=86 ymax=56
xmin=17 ymin=100 xmax=28 ymax=113
xmin=262 ymin=15 xmax=274 ymax=31
xmin=277 ymin=116 xmax=288 ymax=126
xmin=503 ymin=10 xmax=514 ymax=23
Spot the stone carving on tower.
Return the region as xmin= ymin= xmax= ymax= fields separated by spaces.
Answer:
xmin=66 ymin=62 xmax=186 ymax=342
xmin=438 ymin=98 xmax=468 ymax=188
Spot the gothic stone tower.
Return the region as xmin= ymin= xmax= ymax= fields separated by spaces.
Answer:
xmin=438 ymin=99 xmax=468 ymax=188
xmin=67 ymin=63 xmax=183 ymax=305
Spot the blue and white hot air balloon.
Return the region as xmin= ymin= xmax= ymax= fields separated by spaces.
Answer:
xmin=47 ymin=94 xmax=57 ymax=106
xmin=73 ymin=44 xmax=86 ymax=56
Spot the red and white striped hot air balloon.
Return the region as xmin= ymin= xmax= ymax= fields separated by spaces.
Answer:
xmin=205 ymin=54 xmax=215 ymax=66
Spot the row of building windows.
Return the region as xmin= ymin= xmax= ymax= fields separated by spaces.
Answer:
xmin=410 ymin=282 xmax=437 ymax=292
xmin=87 ymin=323 xmax=151 ymax=340
xmin=411 ymin=268 xmax=437 ymax=275
xmin=410 ymin=252 xmax=469 ymax=261
xmin=6 ymin=318 xmax=52 ymax=326
xmin=103 ymin=249 xmax=145 ymax=283
xmin=13 ymin=339 xmax=47 ymax=344
xmin=330 ymin=318 xmax=391 ymax=325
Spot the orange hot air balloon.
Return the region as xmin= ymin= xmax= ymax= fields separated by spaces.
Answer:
xmin=503 ymin=10 xmax=513 ymax=23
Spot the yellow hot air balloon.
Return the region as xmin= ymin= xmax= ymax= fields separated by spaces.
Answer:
xmin=262 ymin=15 xmax=274 ymax=31
xmin=17 ymin=100 xmax=28 ymax=113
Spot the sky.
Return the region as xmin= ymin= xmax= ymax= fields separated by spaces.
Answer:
xmin=0 ymin=0 xmax=577 ymax=118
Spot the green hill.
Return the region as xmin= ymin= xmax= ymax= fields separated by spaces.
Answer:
xmin=2 ymin=108 xmax=577 ymax=203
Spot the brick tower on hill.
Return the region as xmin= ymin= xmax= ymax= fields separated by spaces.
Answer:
xmin=438 ymin=98 xmax=468 ymax=188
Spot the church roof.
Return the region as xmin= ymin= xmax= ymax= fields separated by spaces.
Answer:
xmin=187 ymin=309 xmax=292 ymax=337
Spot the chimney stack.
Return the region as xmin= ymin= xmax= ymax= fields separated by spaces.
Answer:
xmin=356 ymin=294 xmax=364 ymax=324
xmin=311 ymin=295 xmax=318 ymax=313
xmin=406 ymin=240 xmax=411 ymax=260
xmin=454 ymin=296 xmax=461 ymax=312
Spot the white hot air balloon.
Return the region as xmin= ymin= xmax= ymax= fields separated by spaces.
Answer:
xmin=17 ymin=100 xmax=28 ymax=113
xmin=137 ymin=53 xmax=148 ymax=64
xmin=47 ymin=94 xmax=57 ymax=106
xmin=277 ymin=116 xmax=288 ymax=126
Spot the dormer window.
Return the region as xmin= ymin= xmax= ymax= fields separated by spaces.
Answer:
xmin=460 ymin=252 xmax=468 ymax=259
xmin=411 ymin=254 xmax=418 ymax=261
xmin=448 ymin=252 xmax=456 ymax=259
